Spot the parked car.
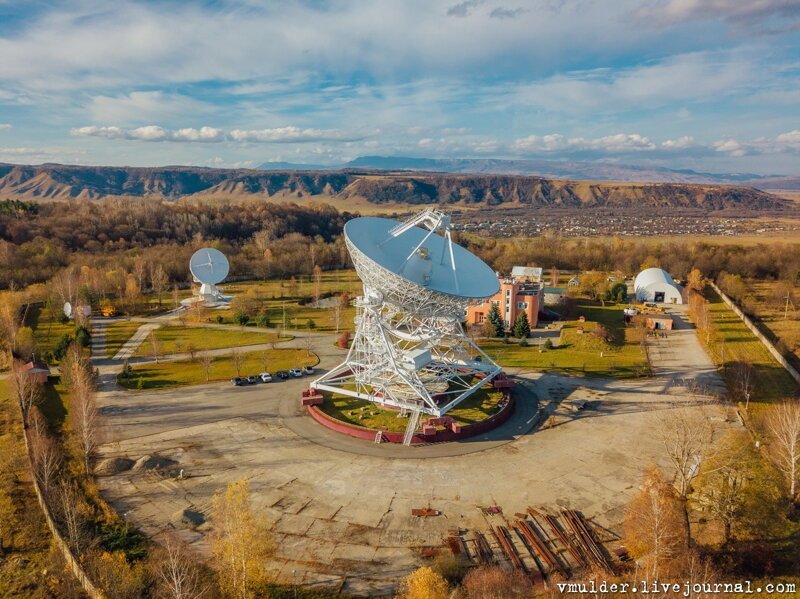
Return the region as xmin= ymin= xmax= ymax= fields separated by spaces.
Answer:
xmin=289 ymin=368 xmax=303 ymax=378
xmin=246 ymin=375 xmax=259 ymax=384
xmin=276 ymin=370 xmax=289 ymax=380
xmin=231 ymin=377 xmax=245 ymax=386
xmin=259 ymin=372 xmax=273 ymax=383
xmin=303 ymin=365 xmax=314 ymax=375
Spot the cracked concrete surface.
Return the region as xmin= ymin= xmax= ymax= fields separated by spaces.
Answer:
xmin=94 ymin=307 xmax=737 ymax=596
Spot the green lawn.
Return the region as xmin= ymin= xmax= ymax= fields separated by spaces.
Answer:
xmin=318 ymin=383 xmax=504 ymax=432
xmin=479 ymin=300 xmax=649 ymax=378
xmin=119 ymin=347 xmax=315 ymax=390
xmin=701 ymin=286 xmax=799 ymax=405
xmin=209 ymin=270 xmax=361 ymax=332
xmin=103 ymin=319 xmax=144 ymax=358
xmin=133 ymin=324 xmax=285 ymax=358
xmin=26 ymin=305 xmax=74 ymax=357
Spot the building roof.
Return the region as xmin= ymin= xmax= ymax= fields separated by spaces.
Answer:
xmin=511 ymin=266 xmax=543 ymax=279
xmin=634 ymin=267 xmax=679 ymax=291
xmin=543 ymin=287 xmax=566 ymax=294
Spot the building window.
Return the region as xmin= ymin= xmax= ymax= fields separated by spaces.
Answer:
xmin=476 ymin=312 xmax=485 ymax=323
xmin=505 ymin=289 xmax=511 ymax=296
xmin=517 ymin=301 xmax=528 ymax=310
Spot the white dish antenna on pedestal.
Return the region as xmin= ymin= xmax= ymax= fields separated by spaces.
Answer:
xmin=312 ymin=209 xmax=503 ymax=439
xmin=63 ymin=302 xmax=73 ymax=319
xmin=189 ymin=248 xmax=229 ymax=285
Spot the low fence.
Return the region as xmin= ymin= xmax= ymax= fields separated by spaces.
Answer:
xmin=19 ymin=411 xmax=104 ymax=598
xmin=308 ymin=390 xmax=515 ymax=444
xmin=709 ymin=281 xmax=800 ymax=386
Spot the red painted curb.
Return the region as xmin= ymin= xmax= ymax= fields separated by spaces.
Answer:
xmin=306 ymin=391 xmax=514 ymax=445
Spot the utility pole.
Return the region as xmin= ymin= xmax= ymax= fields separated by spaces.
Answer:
xmin=282 ymin=302 xmax=287 ymax=331
xmin=785 ymin=291 xmax=791 ymax=320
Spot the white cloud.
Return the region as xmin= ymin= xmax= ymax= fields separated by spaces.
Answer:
xmin=71 ymin=125 xmax=224 ymax=142
xmin=229 ymin=127 xmax=366 ymax=143
xmin=512 ymin=133 xmax=668 ymax=153
xmin=511 ymin=50 xmax=757 ymax=116
xmin=775 ymin=129 xmax=800 ymax=148
xmin=661 ymin=135 xmax=695 ymax=149
xmin=0 ymin=123 xmax=11 ymax=130
xmin=86 ymin=91 xmax=210 ymax=124
xmin=712 ymin=129 xmax=800 ymax=156
xmin=637 ymin=0 xmax=800 ymax=28
xmin=712 ymin=139 xmax=746 ymax=157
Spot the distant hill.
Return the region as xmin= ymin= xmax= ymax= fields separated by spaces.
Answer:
xmin=0 ymin=162 xmax=791 ymax=212
xmin=262 ymin=155 xmax=800 ymax=189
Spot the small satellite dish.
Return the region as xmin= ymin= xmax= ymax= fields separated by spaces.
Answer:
xmin=63 ymin=302 xmax=73 ymax=318
xmin=189 ymin=248 xmax=229 ymax=285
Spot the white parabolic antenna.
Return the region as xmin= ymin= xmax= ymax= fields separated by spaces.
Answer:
xmin=312 ymin=208 xmax=503 ymax=431
xmin=63 ymin=302 xmax=72 ymax=319
xmin=189 ymin=248 xmax=229 ymax=285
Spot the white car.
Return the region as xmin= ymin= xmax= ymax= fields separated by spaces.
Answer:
xmin=289 ymin=368 xmax=303 ymax=378
xmin=259 ymin=372 xmax=273 ymax=383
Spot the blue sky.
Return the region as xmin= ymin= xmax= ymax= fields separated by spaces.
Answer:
xmin=0 ymin=0 xmax=799 ymax=174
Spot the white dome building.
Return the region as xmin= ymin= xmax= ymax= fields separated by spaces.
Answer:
xmin=634 ymin=268 xmax=684 ymax=304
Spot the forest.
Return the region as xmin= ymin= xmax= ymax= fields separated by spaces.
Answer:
xmin=3 ymin=198 xmax=799 ymax=292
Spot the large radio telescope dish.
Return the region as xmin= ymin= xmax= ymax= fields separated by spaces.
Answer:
xmin=345 ymin=216 xmax=499 ymax=300
xmin=312 ymin=208 xmax=504 ymax=442
xmin=190 ymin=248 xmax=229 ymax=285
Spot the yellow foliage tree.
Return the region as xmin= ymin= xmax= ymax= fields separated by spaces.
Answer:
xmin=397 ymin=566 xmax=449 ymax=599
xmin=89 ymin=550 xmax=146 ymax=599
xmin=211 ymin=480 xmax=274 ymax=599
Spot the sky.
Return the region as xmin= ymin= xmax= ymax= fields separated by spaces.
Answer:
xmin=0 ymin=0 xmax=799 ymax=174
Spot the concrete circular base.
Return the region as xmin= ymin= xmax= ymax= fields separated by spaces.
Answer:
xmin=280 ymin=378 xmax=542 ymax=458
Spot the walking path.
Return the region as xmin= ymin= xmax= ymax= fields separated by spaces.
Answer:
xmin=112 ymin=323 xmax=161 ymax=361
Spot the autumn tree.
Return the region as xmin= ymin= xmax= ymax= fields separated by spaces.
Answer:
xmin=151 ymin=533 xmax=209 ymax=599
xmin=151 ymin=263 xmax=169 ymax=307
xmin=211 ymin=480 xmax=274 ymax=599
xmin=658 ymin=410 xmax=712 ymax=545
xmin=10 ymin=359 xmax=42 ymax=424
xmin=230 ymin=349 xmax=244 ymax=378
xmin=89 ymin=549 xmax=147 ymax=599
xmin=397 ymin=566 xmax=449 ymax=599
xmin=313 ymin=264 xmax=322 ymax=305
xmin=623 ymin=465 xmax=686 ymax=577
xmin=199 ymin=352 xmax=214 ymax=383
xmin=686 ymin=268 xmax=704 ymax=294
xmin=730 ymin=360 xmax=754 ymax=409
xmin=65 ymin=345 xmax=98 ymax=474
xmin=580 ymin=271 xmax=609 ymax=305
xmin=460 ymin=565 xmax=534 ymax=598
xmin=28 ymin=408 xmax=62 ymax=496
xmin=692 ymin=433 xmax=751 ymax=546
xmin=767 ymin=400 xmax=800 ymax=503
xmin=150 ymin=333 xmax=163 ymax=364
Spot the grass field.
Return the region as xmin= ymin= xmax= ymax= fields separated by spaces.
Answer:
xmin=318 ymin=383 xmax=504 ymax=432
xmin=700 ymin=286 xmax=799 ymax=407
xmin=26 ymin=306 xmax=74 ymax=358
xmin=102 ymin=319 xmax=144 ymax=358
xmin=133 ymin=325 xmax=285 ymax=357
xmin=0 ymin=380 xmax=81 ymax=597
xmin=744 ymin=278 xmax=800 ymax=363
xmin=119 ymin=347 xmax=314 ymax=390
xmin=200 ymin=270 xmax=361 ymax=333
xmin=479 ymin=300 xmax=649 ymax=378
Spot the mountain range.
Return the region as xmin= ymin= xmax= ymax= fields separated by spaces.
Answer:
xmin=0 ymin=161 xmax=792 ymax=212
xmin=260 ymin=156 xmax=800 ymax=190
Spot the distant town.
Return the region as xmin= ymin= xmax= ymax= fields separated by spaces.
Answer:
xmin=454 ymin=211 xmax=800 ymax=238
